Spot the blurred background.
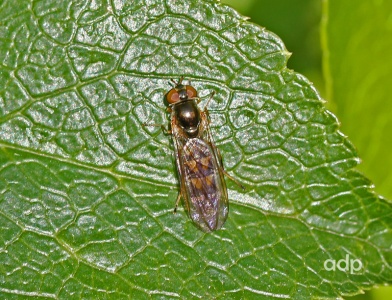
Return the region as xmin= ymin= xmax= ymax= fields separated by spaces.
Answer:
xmin=220 ymin=1 xmax=392 ymax=300
xmin=221 ymin=0 xmax=324 ymax=96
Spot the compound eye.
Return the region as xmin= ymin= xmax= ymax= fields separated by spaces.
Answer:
xmin=186 ymin=85 xmax=197 ymax=99
xmin=166 ymin=88 xmax=180 ymax=104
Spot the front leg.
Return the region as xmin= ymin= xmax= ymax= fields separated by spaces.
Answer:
xmin=142 ymin=123 xmax=172 ymax=135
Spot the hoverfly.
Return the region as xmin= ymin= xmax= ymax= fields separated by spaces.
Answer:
xmin=146 ymin=77 xmax=243 ymax=232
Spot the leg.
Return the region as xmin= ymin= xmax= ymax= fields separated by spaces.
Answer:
xmin=215 ymin=147 xmax=245 ymax=191
xmin=173 ymin=192 xmax=182 ymax=213
xmin=203 ymin=91 xmax=216 ymax=111
xmin=222 ymin=169 xmax=246 ymax=190
xmin=190 ymin=91 xmax=215 ymax=108
xmin=142 ymin=123 xmax=172 ymax=135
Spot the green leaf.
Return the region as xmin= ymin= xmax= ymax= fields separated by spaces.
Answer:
xmin=0 ymin=0 xmax=390 ymax=299
xmin=322 ymin=0 xmax=392 ymax=200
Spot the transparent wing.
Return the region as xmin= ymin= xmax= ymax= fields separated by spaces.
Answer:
xmin=171 ymin=111 xmax=228 ymax=232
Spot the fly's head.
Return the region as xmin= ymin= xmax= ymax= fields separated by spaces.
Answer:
xmin=166 ymin=77 xmax=198 ymax=105
xmin=166 ymin=77 xmax=200 ymax=138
